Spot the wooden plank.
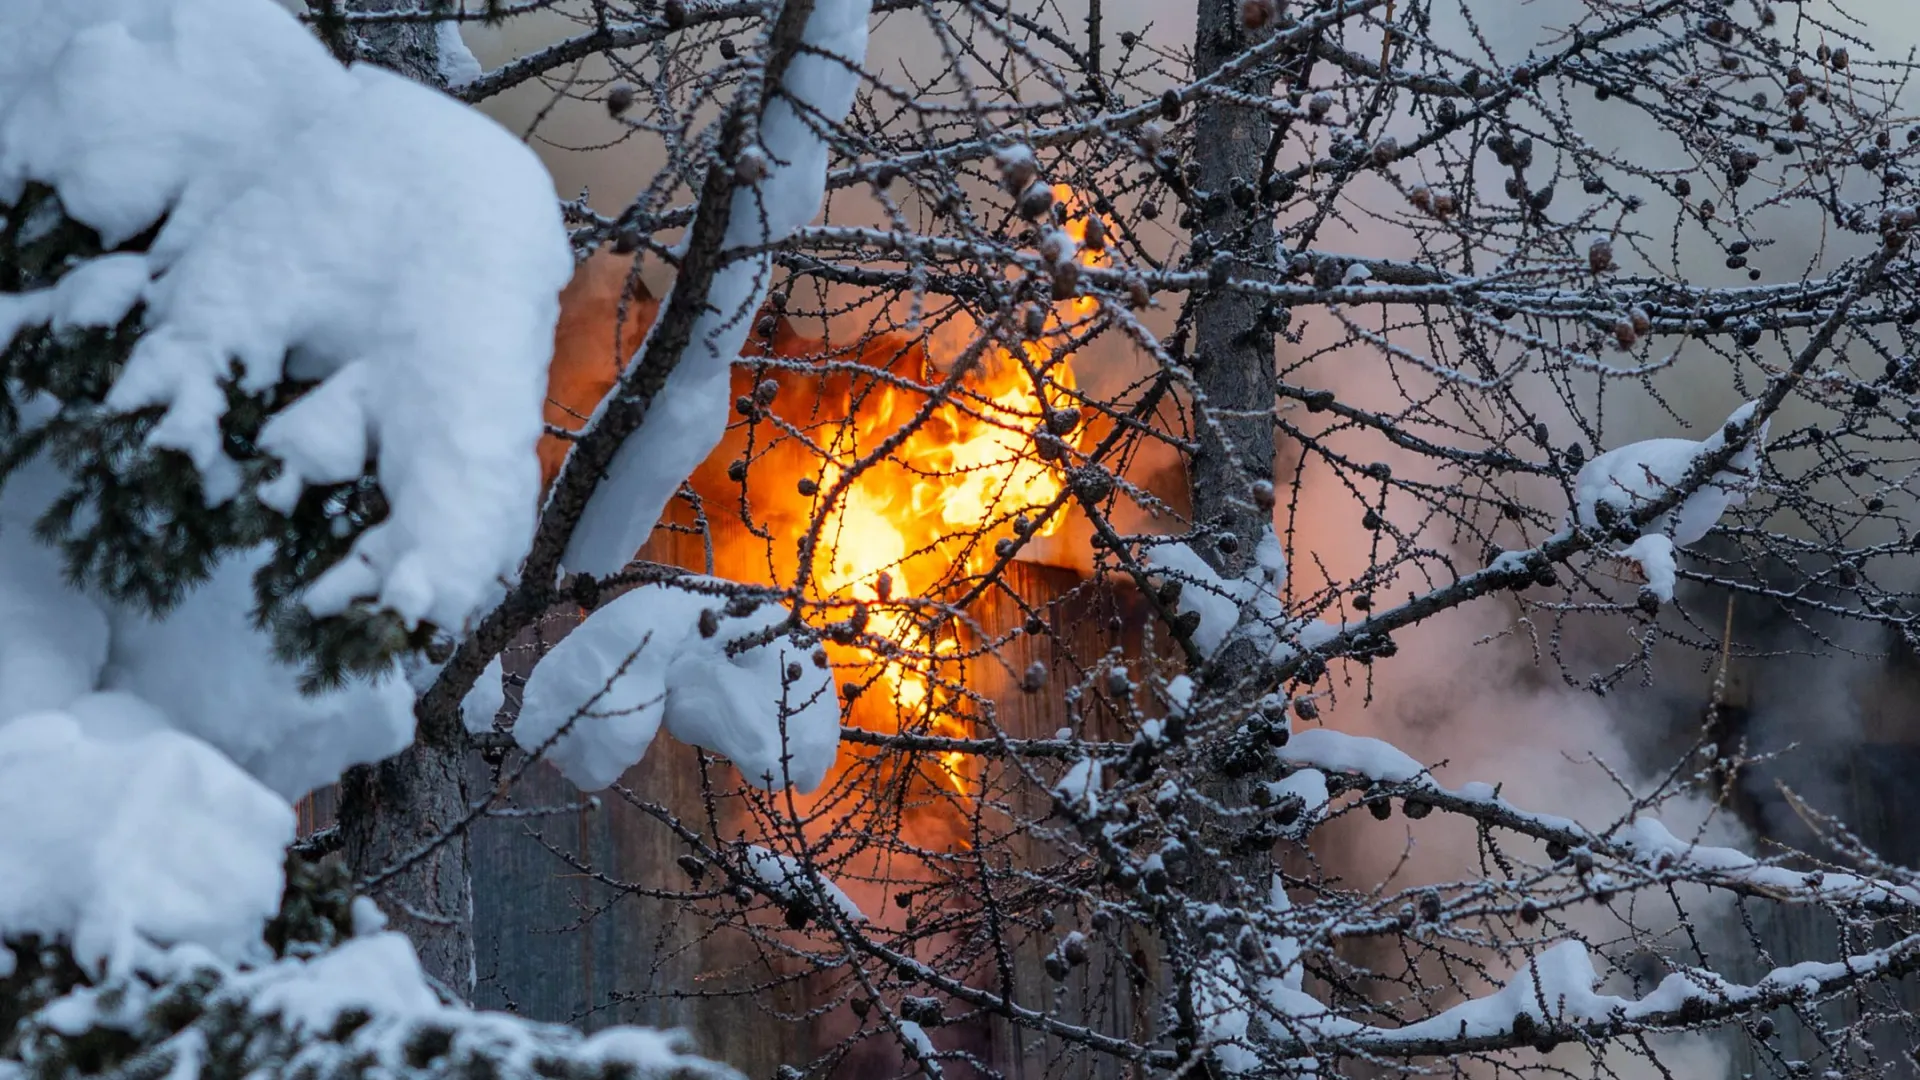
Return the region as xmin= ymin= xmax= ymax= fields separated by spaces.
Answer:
xmin=971 ymin=561 xmax=1167 ymax=1080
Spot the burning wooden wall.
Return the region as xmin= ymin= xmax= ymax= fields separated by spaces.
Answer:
xmin=450 ymin=237 xmax=1170 ymax=1077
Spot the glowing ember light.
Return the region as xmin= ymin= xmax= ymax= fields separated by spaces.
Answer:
xmin=791 ymin=188 xmax=1114 ymax=797
xmin=540 ymin=190 xmax=1117 ymax=810
xmin=809 ymin=350 xmax=1079 ymax=793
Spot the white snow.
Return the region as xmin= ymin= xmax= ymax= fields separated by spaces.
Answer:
xmin=0 ymin=7 xmax=735 ymax=1077
xmin=1573 ymin=403 xmax=1767 ymax=606
xmin=0 ymin=0 xmax=350 ymax=247
xmin=0 ymin=450 xmax=414 ymax=803
xmin=250 ymin=932 xmax=442 ymax=1033
xmin=0 ymin=487 xmax=111 ymax=722
xmin=48 ymin=253 xmax=149 ymax=331
xmin=742 ymin=844 xmax=867 ymax=923
xmin=20 ymin=934 xmax=728 ymax=1080
xmin=1252 ymin=875 xmax=1360 ymax=1042
xmin=1142 ymin=528 xmax=1293 ymax=660
xmin=462 ymin=654 xmax=507 ymax=735
xmin=1252 ymin=528 xmax=1287 ymax=588
xmin=1195 ymin=953 xmax=1259 ymax=1073
xmin=1573 ymin=401 xmax=1768 ymax=547
xmin=0 ymin=292 xmax=54 ymax=354
xmin=0 ymin=435 xmax=415 ymax=981
xmin=1388 ymin=940 xmax=1606 ymax=1040
xmin=0 ymin=0 xmax=575 ymax=990
xmin=896 ymin=1019 xmax=937 ymax=1060
xmin=2 ymin=0 xmax=573 ymax=636
xmin=1264 ymin=768 xmax=1330 ymax=831
xmin=99 ymin=547 xmax=415 ymax=801
xmin=435 ymin=21 xmax=483 ymax=88
xmin=1054 ymin=757 xmax=1103 ymax=814
xmin=1375 ymin=936 xmax=1815 ymax=1043
xmin=351 ymin=897 xmax=390 ymax=938
xmin=993 ymin=144 xmax=1037 ymax=178
xmin=1615 ymin=816 xmax=1746 ymax=871
xmin=0 ymin=696 xmax=293 ymax=974
xmin=1144 ymin=542 xmax=1248 ymax=657
xmin=1195 ymin=877 xmax=1362 ymax=1070
xmin=1257 ymin=876 xmax=1298 ymax=981
xmin=1278 ymin=727 xmax=1426 ymax=783
xmin=1612 ymin=815 xmax=1920 ymax=906
xmin=514 ymin=581 xmax=840 ymax=791
xmin=1165 ymin=674 xmax=1195 ymax=714
xmin=1621 ymin=534 xmax=1677 ymax=602
xmin=562 ymin=0 xmax=874 ymax=574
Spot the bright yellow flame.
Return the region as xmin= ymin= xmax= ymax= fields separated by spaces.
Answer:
xmin=803 ymin=187 xmax=1113 ymax=796
xmin=1055 ymin=183 xmax=1110 ymax=319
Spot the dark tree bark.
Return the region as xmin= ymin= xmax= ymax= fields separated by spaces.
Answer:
xmin=1187 ymin=0 xmax=1279 ymax=583
xmin=1178 ymin=3 xmax=1287 ymax=1072
xmin=317 ymin=0 xmax=445 ymax=86
xmin=337 ymin=740 xmax=475 ymax=999
xmin=1183 ymin=0 xmax=1284 ymax=889
xmin=330 ymin=0 xmax=478 ymax=1001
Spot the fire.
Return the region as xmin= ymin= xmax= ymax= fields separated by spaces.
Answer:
xmin=808 ymin=338 xmax=1079 ymax=793
xmin=1055 ymin=183 xmax=1109 ymax=321
xmin=793 ymin=186 xmax=1114 ymax=796
xmin=542 ymin=187 xmax=1115 ymax=807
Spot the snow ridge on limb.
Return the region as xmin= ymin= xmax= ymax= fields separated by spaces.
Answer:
xmin=513 ymin=580 xmax=840 ymax=792
xmin=1264 ymin=726 xmax=1920 ymax=921
xmin=1262 ymin=933 xmax=1920 ymax=1059
xmin=743 ymin=845 xmax=867 ymax=923
xmin=1187 ymin=730 xmax=1920 ymax=1068
xmin=1141 ymin=526 xmax=1287 ymax=659
xmin=561 ymin=0 xmax=874 ymax=575
xmin=1572 ymin=401 xmax=1769 ymax=547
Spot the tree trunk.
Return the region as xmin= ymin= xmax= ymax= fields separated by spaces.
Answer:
xmin=1179 ymin=1 xmax=1285 ymax=1070
xmin=322 ymin=0 xmax=445 ymax=86
xmin=337 ymin=741 xmax=476 ymax=999
xmin=1183 ymin=0 xmax=1282 ymax=884
xmin=1187 ymin=0 xmax=1279 ymax=581
xmin=332 ymin=1 xmax=477 ymax=1001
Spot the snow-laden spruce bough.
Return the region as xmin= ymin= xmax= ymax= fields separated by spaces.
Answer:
xmin=0 ymin=0 xmax=864 ymax=1076
xmin=3 ymin=0 xmax=1919 ymax=1077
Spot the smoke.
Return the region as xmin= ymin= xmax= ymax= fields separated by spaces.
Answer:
xmin=1272 ymin=1 xmax=1917 ymax=1074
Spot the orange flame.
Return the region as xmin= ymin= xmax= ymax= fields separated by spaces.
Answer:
xmin=797 ymin=187 xmax=1113 ymax=796
xmin=810 ymin=342 xmax=1078 ymax=794
xmin=542 ymin=188 xmax=1115 ymax=808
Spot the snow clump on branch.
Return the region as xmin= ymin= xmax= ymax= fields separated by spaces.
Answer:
xmin=0 ymin=0 xmax=572 ymax=634
xmin=1572 ymin=401 xmax=1769 ymax=601
xmin=514 ymin=581 xmax=841 ymax=791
